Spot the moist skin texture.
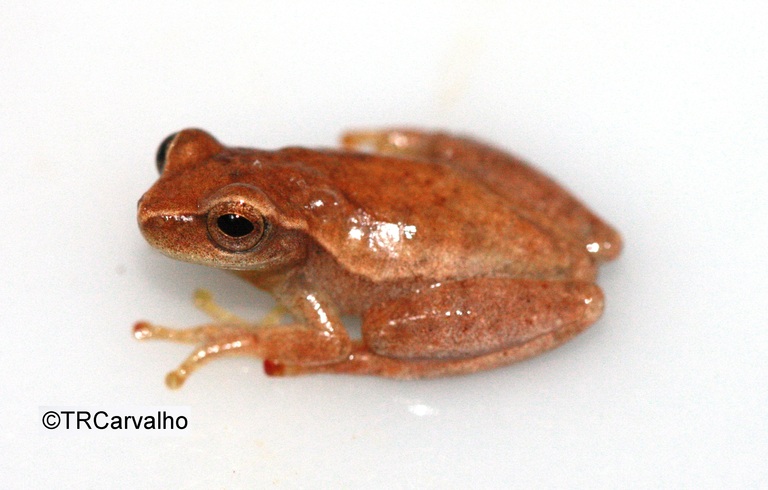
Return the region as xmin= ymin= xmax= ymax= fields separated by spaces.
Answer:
xmin=134 ymin=128 xmax=621 ymax=387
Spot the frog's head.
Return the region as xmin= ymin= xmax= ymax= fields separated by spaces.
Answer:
xmin=137 ymin=129 xmax=308 ymax=271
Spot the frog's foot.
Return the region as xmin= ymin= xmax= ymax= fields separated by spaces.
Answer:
xmin=192 ymin=288 xmax=286 ymax=326
xmin=133 ymin=290 xmax=288 ymax=388
xmin=341 ymin=129 xmax=433 ymax=158
xmin=192 ymin=288 xmax=246 ymax=324
xmin=133 ymin=321 xmax=260 ymax=388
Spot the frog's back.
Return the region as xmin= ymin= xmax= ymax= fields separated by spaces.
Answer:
xmin=423 ymin=132 xmax=622 ymax=262
xmin=243 ymin=148 xmax=594 ymax=282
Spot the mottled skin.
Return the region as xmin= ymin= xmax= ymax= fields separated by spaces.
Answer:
xmin=135 ymin=128 xmax=621 ymax=387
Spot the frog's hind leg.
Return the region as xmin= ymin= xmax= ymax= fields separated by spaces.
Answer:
xmin=265 ymin=278 xmax=604 ymax=378
xmin=341 ymin=128 xmax=621 ymax=262
xmin=341 ymin=129 xmax=436 ymax=160
xmin=265 ymin=324 xmax=584 ymax=379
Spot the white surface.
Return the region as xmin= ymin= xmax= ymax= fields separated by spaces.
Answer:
xmin=2 ymin=1 xmax=766 ymax=488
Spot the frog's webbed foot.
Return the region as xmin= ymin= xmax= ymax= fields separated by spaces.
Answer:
xmin=341 ymin=129 xmax=434 ymax=159
xmin=133 ymin=289 xmax=287 ymax=389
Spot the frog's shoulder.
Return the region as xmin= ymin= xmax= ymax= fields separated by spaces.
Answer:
xmin=248 ymin=148 xmax=565 ymax=281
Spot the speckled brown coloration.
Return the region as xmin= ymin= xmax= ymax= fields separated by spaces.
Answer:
xmin=135 ymin=128 xmax=621 ymax=387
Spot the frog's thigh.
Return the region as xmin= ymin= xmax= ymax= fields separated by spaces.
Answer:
xmin=362 ymin=278 xmax=603 ymax=360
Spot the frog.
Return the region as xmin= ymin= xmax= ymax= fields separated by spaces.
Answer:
xmin=134 ymin=128 xmax=622 ymax=388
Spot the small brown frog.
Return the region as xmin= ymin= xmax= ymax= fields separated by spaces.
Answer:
xmin=135 ymin=128 xmax=621 ymax=388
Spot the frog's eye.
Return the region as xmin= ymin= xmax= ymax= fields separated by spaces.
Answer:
xmin=207 ymin=202 xmax=266 ymax=252
xmin=217 ymin=214 xmax=255 ymax=237
xmin=155 ymin=132 xmax=178 ymax=174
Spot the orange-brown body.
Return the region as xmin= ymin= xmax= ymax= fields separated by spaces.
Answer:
xmin=135 ymin=128 xmax=621 ymax=386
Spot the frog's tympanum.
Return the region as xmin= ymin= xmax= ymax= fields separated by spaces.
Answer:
xmin=135 ymin=128 xmax=621 ymax=388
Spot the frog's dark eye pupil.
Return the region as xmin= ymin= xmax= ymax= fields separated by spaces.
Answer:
xmin=217 ymin=214 xmax=255 ymax=238
xmin=207 ymin=203 xmax=265 ymax=252
xmin=155 ymin=132 xmax=178 ymax=174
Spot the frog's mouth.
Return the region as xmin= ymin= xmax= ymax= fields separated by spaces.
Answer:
xmin=138 ymin=197 xmax=307 ymax=273
xmin=137 ymin=205 xmax=210 ymax=262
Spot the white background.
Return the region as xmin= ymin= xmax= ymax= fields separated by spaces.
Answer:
xmin=2 ymin=1 xmax=766 ymax=488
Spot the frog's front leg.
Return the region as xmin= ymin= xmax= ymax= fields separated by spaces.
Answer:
xmin=134 ymin=290 xmax=350 ymax=388
xmin=269 ymin=279 xmax=603 ymax=378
